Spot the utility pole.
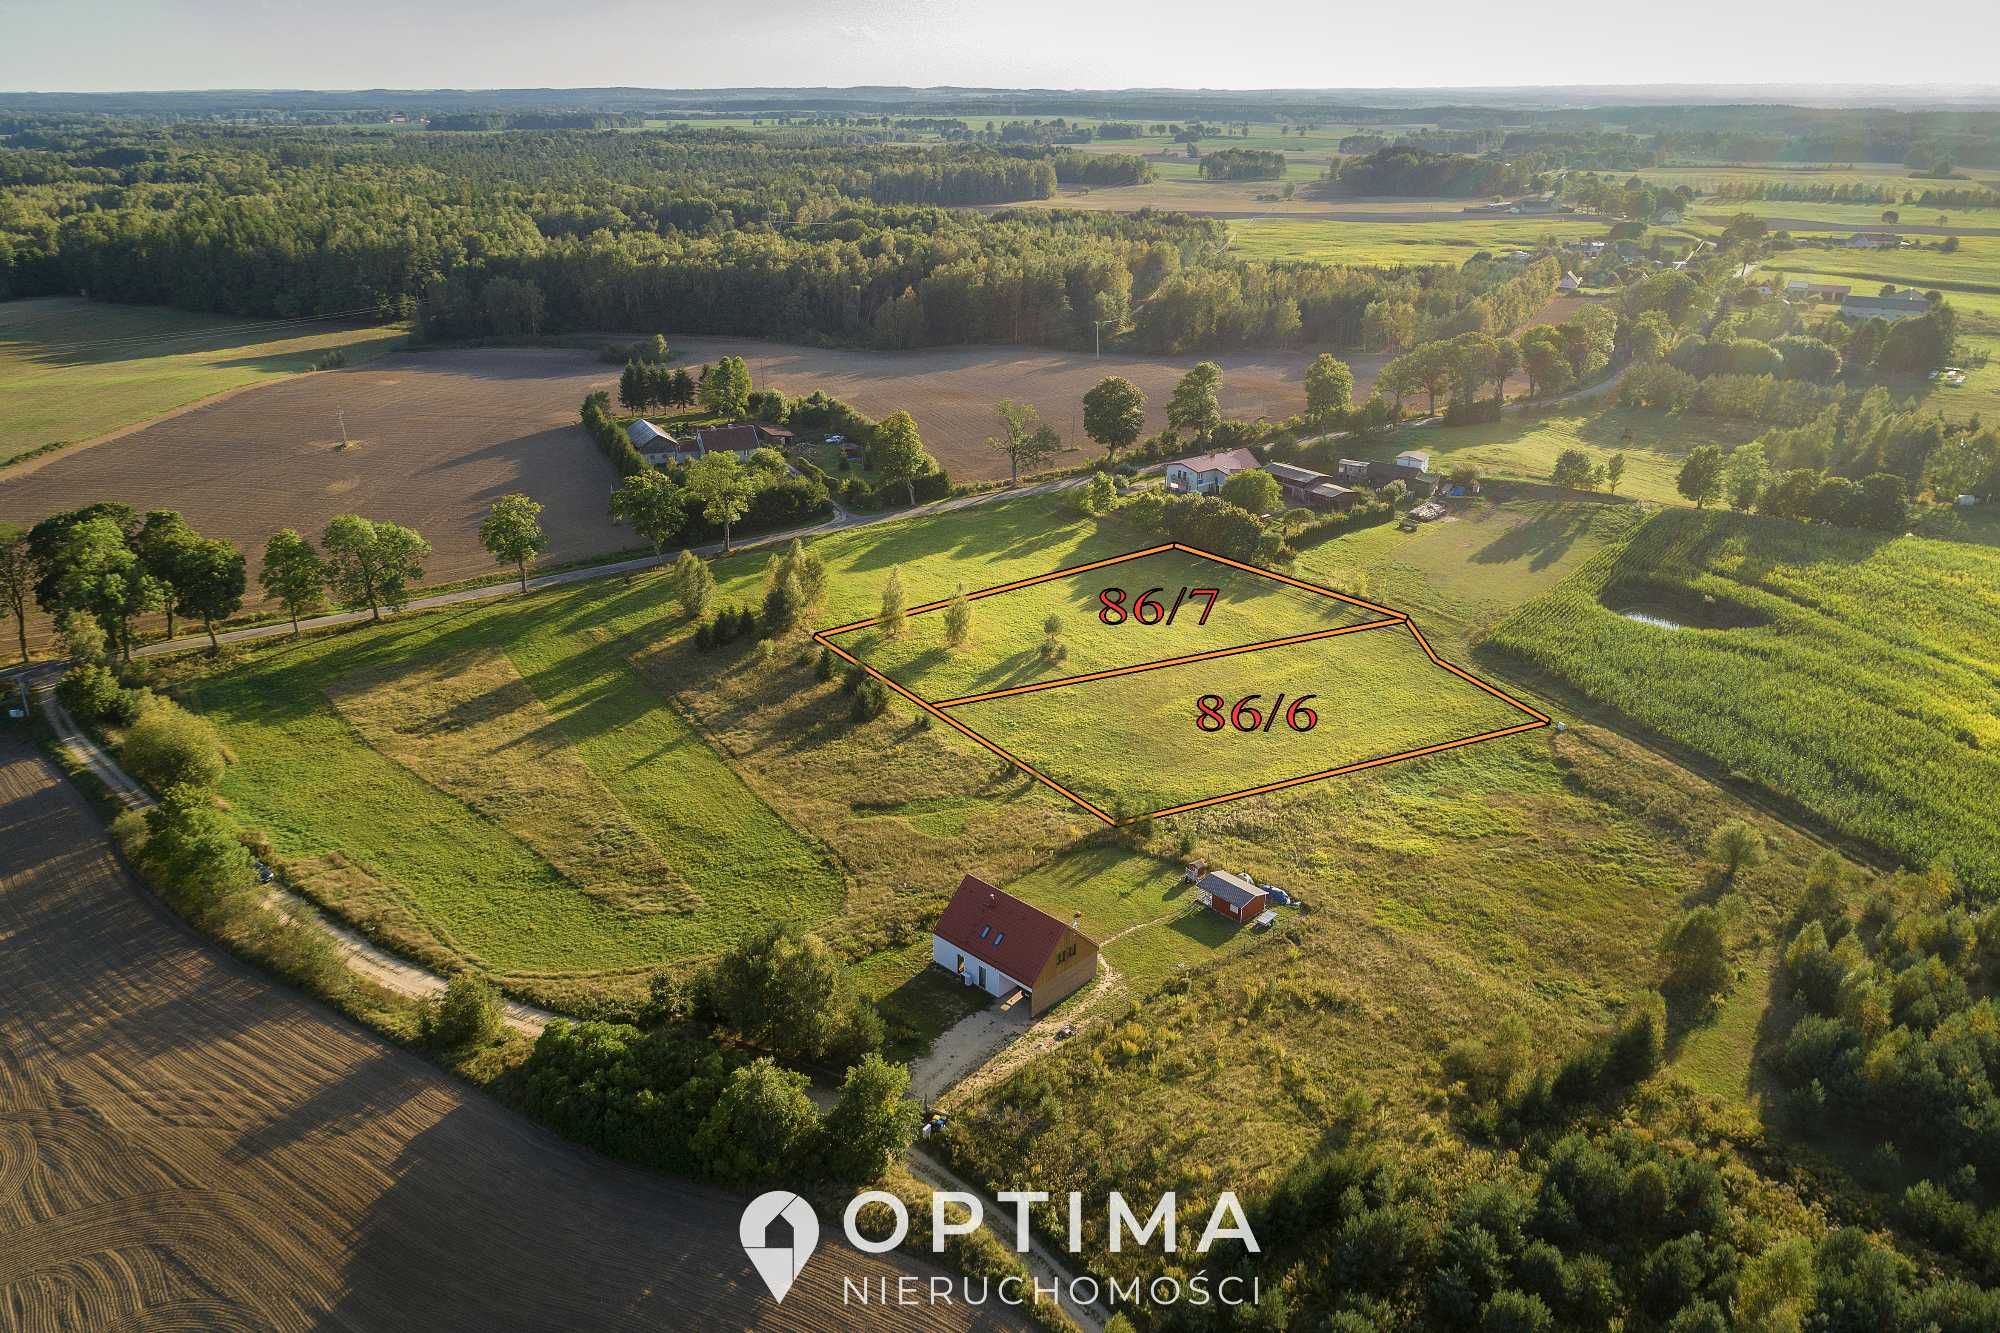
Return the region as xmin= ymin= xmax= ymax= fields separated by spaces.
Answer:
xmin=338 ymin=407 xmax=349 ymax=449
xmin=1092 ymin=318 xmax=1118 ymax=360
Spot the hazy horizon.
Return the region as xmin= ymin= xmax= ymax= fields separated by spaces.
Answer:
xmin=4 ymin=0 xmax=1994 ymax=97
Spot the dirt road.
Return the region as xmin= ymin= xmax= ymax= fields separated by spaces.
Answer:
xmin=0 ymin=731 xmax=1020 ymax=1332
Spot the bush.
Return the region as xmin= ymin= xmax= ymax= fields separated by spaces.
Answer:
xmin=121 ymin=701 xmax=226 ymax=792
xmin=694 ymin=923 xmax=883 ymax=1065
xmin=851 ymin=675 xmax=890 ymax=722
xmin=59 ymin=663 xmax=143 ymax=725
xmin=418 ymin=973 xmax=504 ymax=1051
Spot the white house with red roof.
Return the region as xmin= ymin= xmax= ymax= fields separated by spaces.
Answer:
xmin=1164 ymin=447 xmax=1260 ymax=495
xmin=931 ymin=875 xmax=1100 ymax=1016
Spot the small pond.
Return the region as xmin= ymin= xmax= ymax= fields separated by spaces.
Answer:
xmin=1615 ymin=608 xmax=1684 ymax=630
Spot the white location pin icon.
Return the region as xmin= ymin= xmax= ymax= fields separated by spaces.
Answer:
xmin=739 ymin=1190 xmax=821 ymax=1304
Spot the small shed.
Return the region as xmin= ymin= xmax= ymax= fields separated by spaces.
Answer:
xmin=1194 ymin=871 xmax=1268 ymax=925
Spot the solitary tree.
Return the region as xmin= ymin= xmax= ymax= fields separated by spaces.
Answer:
xmin=872 ymin=410 xmax=937 ymax=506
xmin=609 ymin=469 xmax=686 ymax=556
xmin=763 ymin=569 xmax=806 ymax=635
xmin=1166 ymin=361 xmax=1223 ymax=440
xmin=880 ymin=568 xmax=908 ymax=639
xmin=259 ymin=529 xmax=327 ymax=636
xmin=683 ymin=452 xmax=753 ymax=553
xmin=479 ymin=493 xmax=548 ymax=593
xmin=987 ymin=400 xmax=1062 ymax=484
xmin=943 ymin=583 xmax=973 ymax=648
xmin=1304 ymin=353 xmax=1355 ymax=427
xmin=669 ymin=549 xmax=715 ymax=619
xmin=1677 ymin=445 xmax=1726 ymax=508
xmin=1707 ymin=820 xmax=1767 ymax=879
xmin=1082 ymin=376 xmax=1146 ymax=463
xmin=1551 ymin=448 xmax=1602 ymax=491
xmin=0 ymin=523 xmax=31 ymax=663
xmin=320 ymin=514 xmax=431 ymax=621
xmin=174 ymin=537 xmax=246 ymax=651
xmin=772 ymin=537 xmax=827 ymax=610
xmin=1605 ymin=454 xmax=1628 ymax=494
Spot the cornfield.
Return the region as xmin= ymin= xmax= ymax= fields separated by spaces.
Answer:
xmin=1491 ymin=509 xmax=2000 ymax=896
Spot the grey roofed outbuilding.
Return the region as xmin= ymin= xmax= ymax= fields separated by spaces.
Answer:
xmin=1265 ymin=462 xmax=1329 ymax=486
xmin=1839 ymin=293 xmax=1930 ymax=320
xmin=626 ymin=419 xmax=669 ymax=446
xmin=1196 ymin=871 xmax=1263 ymax=910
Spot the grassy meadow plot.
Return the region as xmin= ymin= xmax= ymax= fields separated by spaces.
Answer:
xmin=0 ymin=297 xmax=404 ymax=465
xmin=180 ymin=580 xmax=845 ymax=1011
xmin=829 ymin=544 xmax=1390 ymax=703
xmin=1227 ymin=215 xmax=1611 ymax=267
xmin=1376 ymin=407 xmax=1761 ymax=506
xmin=946 ymin=623 xmax=1537 ymax=818
xmin=1491 ymin=508 xmax=2000 ymax=894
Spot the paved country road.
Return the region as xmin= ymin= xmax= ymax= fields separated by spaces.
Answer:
xmin=0 ymin=731 xmax=1022 ymax=1333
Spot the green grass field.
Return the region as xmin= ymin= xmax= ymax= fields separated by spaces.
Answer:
xmin=1755 ymin=233 xmax=2000 ymax=293
xmin=1227 ymin=215 xmax=1612 ymax=267
xmin=1367 ymin=406 xmax=1761 ymax=506
xmin=834 ymin=544 xmax=1385 ymax=703
xmin=1490 ymin=508 xmax=2000 ymax=895
xmin=1694 ymin=199 xmax=2000 ymax=230
xmin=951 ymin=624 xmax=1532 ymax=817
xmin=0 ymin=297 xmax=406 ymax=465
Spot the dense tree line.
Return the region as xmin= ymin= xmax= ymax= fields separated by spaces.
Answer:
xmin=1331 ymin=146 xmax=1532 ymax=198
xmin=1197 ymin=148 xmax=1286 ymax=181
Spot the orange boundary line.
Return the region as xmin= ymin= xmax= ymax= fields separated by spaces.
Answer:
xmin=813 ymin=631 xmax=1120 ymax=826
xmin=810 ymin=543 xmax=1550 ymax=826
xmin=815 ymin=544 xmax=1177 ymax=637
xmin=1172 ymin=543 xmax=1407 ymax=619
xmin=932 ymin=618 xmax=1402 ymax=707
xmin=1135 ymin=720 xmax=1551 ymax=821
xmin=1402 ymin=619 xmax=1552 ymax=725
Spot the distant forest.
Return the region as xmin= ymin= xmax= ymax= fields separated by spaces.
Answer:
xmin=0 ymin=125 xmax=1524 ymax=353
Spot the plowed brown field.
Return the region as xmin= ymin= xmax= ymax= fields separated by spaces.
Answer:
xmin=0 ymin=733 xmax=1017 ymax=1332
xmin=0 ymin=340 xmax=1337 ymax=601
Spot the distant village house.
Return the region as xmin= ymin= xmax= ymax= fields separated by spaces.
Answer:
xmin=1164 ymin=447 xmax=1260 ymax=495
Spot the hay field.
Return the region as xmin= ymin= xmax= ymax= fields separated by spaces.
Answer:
xmin=0 ymin=297 xmax=406 ymax=466
xmin=0 ymin=734 xmax=995 ymax=1332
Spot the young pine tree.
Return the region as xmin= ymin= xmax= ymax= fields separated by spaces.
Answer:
xmin=880 ymin=568 xmax=907 ymax=638
xmin=943 ymin=583 xmax=973 ymax=649
xmin=670 ymin=550 xmax=714 ymax=620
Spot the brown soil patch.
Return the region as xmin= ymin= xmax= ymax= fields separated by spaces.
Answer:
xmin=0 ymin=734 xmax=1012 ymax=1331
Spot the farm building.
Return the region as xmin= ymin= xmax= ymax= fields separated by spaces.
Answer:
xmin=1193 ymin=870 xmax=1268 ymax=925
xmin=931 ymin=875 xmax=1099 ymax=1016
xmin=1265 ymin=463 xmax=1359 ymax=512
xmin=753 ymin=423 xmax=796 ymax=446
xmin=1558 ymin=271 xmax=1582 ymax=292
xmin=1845 ymin=232 xmax=1904 ymax=250
xmin=1165 ymin=448 xmax=1260 ymax=495
xmin=1396 ymin=450 xmax=1432 ymax=474
xmin=694 ymin=424 xmax=765 ymax=461
xmin=1840 ymin=292 xmax=1931 ymax=321
xmin=1785 ymin=279 xmax=1851 ymax=303
xmin=627 ymin=419 xmax=697 ymax=467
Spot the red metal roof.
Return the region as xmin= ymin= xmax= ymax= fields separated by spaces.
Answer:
xmin=933 ymin=875 xmax=1081 ymax=986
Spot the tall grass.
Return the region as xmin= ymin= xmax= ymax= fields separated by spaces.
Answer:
xmin=1490 ymin=509 xmax=2000 ymax=894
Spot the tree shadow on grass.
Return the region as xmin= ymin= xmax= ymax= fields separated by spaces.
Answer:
xmin=1469 ymin=503 xmax=1601 ymax=572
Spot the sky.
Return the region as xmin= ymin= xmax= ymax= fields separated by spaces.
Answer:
xmin=2 ymin=0 xmax=1995 ymax=93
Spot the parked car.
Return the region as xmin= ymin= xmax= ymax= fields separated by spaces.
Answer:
xmin=1260 ymin=884 xmax=1292 ymax=907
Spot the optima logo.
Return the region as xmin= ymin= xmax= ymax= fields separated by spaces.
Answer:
xmin=739 ymin=1190 xmax=820 ymax=1304
xmin=739 ymin=1188 xmax=1260 ymax=1311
